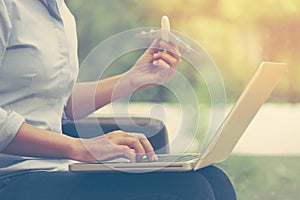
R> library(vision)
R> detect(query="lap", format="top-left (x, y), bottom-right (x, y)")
top-left (0, 166), bottom-right (236, 200)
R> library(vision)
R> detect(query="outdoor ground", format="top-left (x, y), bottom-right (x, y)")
top-left (218, 155), bottom-right (300, 200)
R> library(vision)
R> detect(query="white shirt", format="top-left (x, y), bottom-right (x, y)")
top-left (0, 0), bottom-right (79, 175)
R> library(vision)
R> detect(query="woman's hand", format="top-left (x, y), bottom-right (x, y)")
top-left (65, 40), bottom-right (180, 120)
top-left (72, 130), bottom-right (158, 163)
top-left (124, 39), bottom-right (181, 91)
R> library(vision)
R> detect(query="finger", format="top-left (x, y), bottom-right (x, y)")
top-left (106, 131), bottom-right (141, 161)
top-left (109, 131), bottom-right (156, 161)
top-left (137, 135), bottom-right (157, 162)
top-left (153, 52), bottom-right (178, 68)
top-left (107, 130), bottom-right (127, 138)
top-left (153, 59), bottom-right (171, 70)
top-left (124, 133), bottom-right (157, 162)
top-left (160, 40), bottom-right (179, 56)
top-left (159, 41), bottom-right (181, 59)
top-left (145, 39), bottom-right (161, 54)
top-left (117, 145), bottom-right (136, 163)
top-left (114, 137), bottom-right (146, 161)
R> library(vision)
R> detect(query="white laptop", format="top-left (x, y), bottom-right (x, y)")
top-left (69, 61), bottom-right (287, 172)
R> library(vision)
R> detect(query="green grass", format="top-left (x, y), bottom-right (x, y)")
top-left (216, 155), bottom-right (300, 200)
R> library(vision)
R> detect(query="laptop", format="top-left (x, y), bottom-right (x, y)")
top-left (69, 61), bottom-right (287, 172)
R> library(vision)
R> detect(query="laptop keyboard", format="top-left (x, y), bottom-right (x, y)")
top-left (141, 154), bottom-right (200, 162)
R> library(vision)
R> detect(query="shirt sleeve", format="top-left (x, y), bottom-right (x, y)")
top-left (0, 1), bottom-right (26, 151)
top-left (0, 110), bottom-right (25, 151)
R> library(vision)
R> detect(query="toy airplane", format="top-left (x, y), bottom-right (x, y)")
top-left (136, 16), bottom-right (192, 52)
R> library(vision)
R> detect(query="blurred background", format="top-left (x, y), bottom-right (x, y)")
top-left (66, 0), bottom-right (300, 102)
top-left (65, 0), bottom-right (300, 199)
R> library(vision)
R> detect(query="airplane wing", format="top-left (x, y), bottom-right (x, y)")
top-left (136, 16), bottom-right (192, 52)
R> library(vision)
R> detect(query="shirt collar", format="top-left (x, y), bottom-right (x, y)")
top-left (39, 0), bottom-right (64, 20)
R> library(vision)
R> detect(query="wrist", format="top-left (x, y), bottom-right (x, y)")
top-left (122, 70), bottom-right (150, 93)
top-left (67, 138), bottom-right (95, 162)
top-left (118, 72), bottom-right (137, 93)
top-left (65, 137), bottom-right (82, 161)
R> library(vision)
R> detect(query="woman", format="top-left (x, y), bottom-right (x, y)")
top-left (0, 0), bottom-right (236, 199)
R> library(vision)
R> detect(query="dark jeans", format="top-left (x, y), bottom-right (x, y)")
top-left (0, 166), bottom-right (236, 200)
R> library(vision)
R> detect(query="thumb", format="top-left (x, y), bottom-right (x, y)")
top-left (144, 39), bottom-right (161, 54)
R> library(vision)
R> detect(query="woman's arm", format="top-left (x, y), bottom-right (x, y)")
top-left (65, 74), bottom-right (132, 120)
top-left (2, 123), bottom-right (77, 159)
top-left (2, 122), bottom-right (157, 162)
top-left (65, 40), bottom-right (180, 120)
